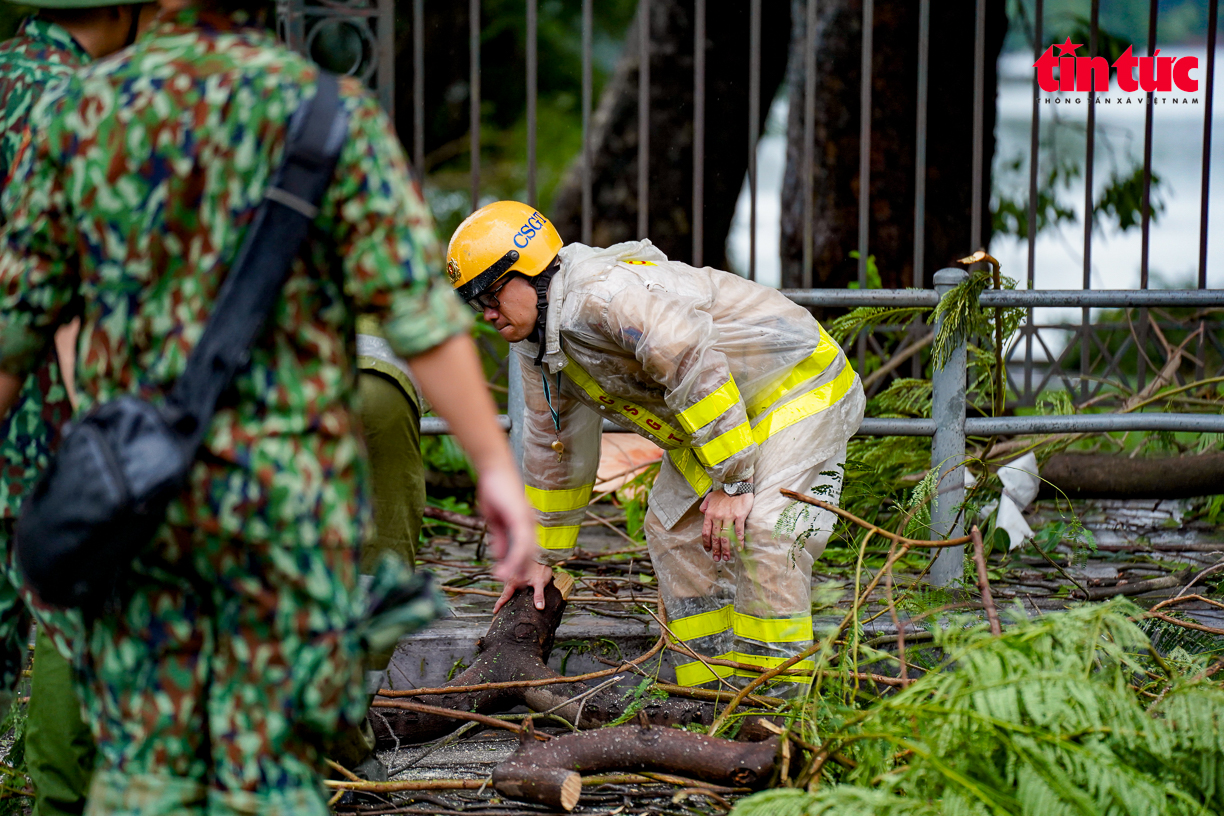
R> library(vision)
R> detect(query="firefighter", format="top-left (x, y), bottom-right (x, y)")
top-left (447, 201), bottom-right (865, 694)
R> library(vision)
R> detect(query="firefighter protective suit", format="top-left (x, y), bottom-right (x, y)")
top-left (517, 240), bottom-right (865, 692)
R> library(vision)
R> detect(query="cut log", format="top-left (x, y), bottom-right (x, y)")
top-left (370, 580), bottom-right (715, 746)
top-left (1037, 452), bottom-right (1224, 501)
top-left (492, 725), bottom-right (779, 811)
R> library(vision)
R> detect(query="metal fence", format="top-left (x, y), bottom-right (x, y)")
top-left (280, 0), bottom-right (1224, 583)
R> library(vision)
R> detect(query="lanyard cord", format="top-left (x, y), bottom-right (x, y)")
top-left (539, 370), bottom-right (563, 435)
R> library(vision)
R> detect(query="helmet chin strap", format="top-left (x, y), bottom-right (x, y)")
top-left (529, 260), bottom-right (560, 366)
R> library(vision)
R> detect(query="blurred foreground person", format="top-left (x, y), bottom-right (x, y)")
top-left (448, 202), bottom-right (864, 697)
top-left (0, 0), bottom-right (539, 813)
top-left (0, 1), bottom-right (156, 814)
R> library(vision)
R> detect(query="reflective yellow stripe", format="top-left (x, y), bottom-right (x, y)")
top-left (677, 378), bottom-right (742, 434)
top-left (732, 613), bottom-right (813, 644)
top-left (668, 448), bottom-right (713, 496)
top-left (674, 659), bottom-right (734, 686)
top-left (693, 421), bottom-right (754, 467)
top-left (563, 356), bottom-right (690, 448)
top-left (751, 365), bottom-right (857, 444)
top-left (537, 524), bottom-right (579, 550)
top-left (669, 606), bottom-right (732, 641)
top-left (731, 652), bottom-right (816, 678)
top-left (746, 329), bottom-right (843, 418)
top-left (525, 484), bottom-right (593, 513)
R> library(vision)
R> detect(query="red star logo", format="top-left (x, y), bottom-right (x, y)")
top-left (1055, 36), bottom-right (1082, 56)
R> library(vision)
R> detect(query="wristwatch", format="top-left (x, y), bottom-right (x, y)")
top-left (722, 480), bottom-right (755, 496)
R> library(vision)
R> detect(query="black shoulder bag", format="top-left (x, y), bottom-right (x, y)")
top-left (16, 72), bottom-right (348, 612)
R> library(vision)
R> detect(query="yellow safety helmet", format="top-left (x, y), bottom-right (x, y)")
top-left (446, 201), bottom-right (563, 305)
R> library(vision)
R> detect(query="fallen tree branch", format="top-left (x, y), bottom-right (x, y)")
top-left (1038, 452), bottom-right (1224, 501)
top-left (1150, 594), bottom-right (1224, 614)
top-left (1146, 611), bottom-right (1224, 637)
top-left (779, 490), bottom-right (973, 548)
top-left (971, 526), bottom-right (1002, 636)
top-left (1084, 570), bottom-right (1194, 601)
top-left (491, 723), bottom-right (778, 811)
top-left (422, 505), bottom-right (486, 531)
top-left (369, 700), bottom-right (542, 738)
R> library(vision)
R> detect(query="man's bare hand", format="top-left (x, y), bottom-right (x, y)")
top-left (492, 560), bottom-right (553, 614)
top-left (700, 489), bottom-right (754, 563)
top-left (475, 463), bottom-right (540, 587)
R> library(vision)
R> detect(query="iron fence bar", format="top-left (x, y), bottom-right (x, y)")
top-left (778, 289), bottom-right (1224, 308)
top-left (469, 0), bottom-right (480, 212)
top-left (780, 289), bottom-right (939, 307)
top-left (427, 412), bottom-right (1224, 437)
top-left (970, 0), bottom-right (985, 249)
top-left (1197, 0), bottom-right (1218, 381)
top-left (412, 0), bottom-right (424, 173)
top-left (856, 0), bottom-right (872, 291)
top-left (1200, 0), bottom-right (1218, 292)
top-left (638, 0), bottom-right (650, 239)
top-left (526, 0), bottom-right (537, 206)
top-left (1025, 0), bottom-right (1043, 404)
top-left (748, 0), bottom-right (761, 281)
top-left (977, 289), bottom-right (1224, 307)
top-left (930, 268), bottom-right (968, 586)
top-left (857, 0), bottom-right (873, 374)
top-left (913, 0), bottom-right (929, 291)
top-left (1081, 0), bottom-right (1100, 401)
top-left (802, 0), bottom-right (816, 289)
top-left (693, 0), bottom-right (705, 266)
top-left (1140, 0), bottom-right (1158, 290)
top-left (1138, 0), bottom-right (1157, 392)
top-left (581, 0), bottom-right (592, 245)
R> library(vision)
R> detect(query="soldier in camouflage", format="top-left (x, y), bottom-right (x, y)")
top-left (0, 1), bottom-right (157, 814)
top-left (0, 0), bottom-right (541, 811)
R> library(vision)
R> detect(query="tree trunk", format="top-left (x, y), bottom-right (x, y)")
top-left (549, 0), bottom-right (792, 268)
top-left (779, 0), bottom-right (1009, 289)
top-left (369, 583), bottom-right (714, 746)
top-left (493, 726), bottom-right (778, 811)
top-left (1037, 452), bottom-right (1224, 501)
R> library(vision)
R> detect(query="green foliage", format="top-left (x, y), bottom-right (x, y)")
top-left (827, 306), bottom-right (928, 347)
top-left (928, 268), bottom-right (1023, 372)
top-left (619, 462), bottom-right (660, 544)
top-left (846, 252), bottom-right (883, 290)
top-left (1095, 166), bottom-right (1164, 232)
top-left (420, 433), bottom-right (475, 481)
top-left (733, 600), bottom-right (1224, 816)
top-left (0, 688), bottom-right (30, 813)
top-left (993, 152), bottom-right (1079, 240)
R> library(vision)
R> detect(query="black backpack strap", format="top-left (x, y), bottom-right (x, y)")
top-left (170, 72), bottom-right (347, 437)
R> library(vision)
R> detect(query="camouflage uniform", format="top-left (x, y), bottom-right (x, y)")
top-left (0, 14), bottom-right (86, 698)
top-left (0, 7), bottom-right (469, 814)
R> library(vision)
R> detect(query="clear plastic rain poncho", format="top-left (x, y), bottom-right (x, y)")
top-left (516, 240), bottom-right (864, 692)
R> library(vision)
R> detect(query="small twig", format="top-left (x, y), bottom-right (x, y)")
top-left (368, 700), bottom-right (546, 739)
top-left (652, 682), bottom-right (783, 708)
top-left (585, 511), bottom-right (642, 547)
top-left (780, 490), bottom-right (972, 548)
top-left (884, 570), bottom-right (909, 682)
top-left (1032, 543), bottom-right (1090, 600)
top-left (1150, 594), bottom-right (1224, 613)
top-left (325, 758), bottom-right (363, 783)
top-left (324, 778), bottom-right (487, 792)
top-left (388, 720), bottom-right (481, 775)
top-left (1175, 559), bottom-right (1224, 598)
top-left (422, 505), bottom-right (487, 531)
top-left (970, 526), bottom-right (1002, 637)
top-left (1147, 611), bottom-right (1224, 637)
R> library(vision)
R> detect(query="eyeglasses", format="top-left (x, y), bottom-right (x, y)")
top-left (467, 275), bottom-right (515, 313)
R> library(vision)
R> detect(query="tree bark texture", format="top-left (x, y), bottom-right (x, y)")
top-left (779, 0), bottom-right (1008, 289)
top-left (369, 584), bottom-right (714, 746)
top-left (1037, 453), bottom-right (1224, 501)
top-left (492, 725), bottom-right (778, 811)
top-left (549, 0), bottom-right (792, 267)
